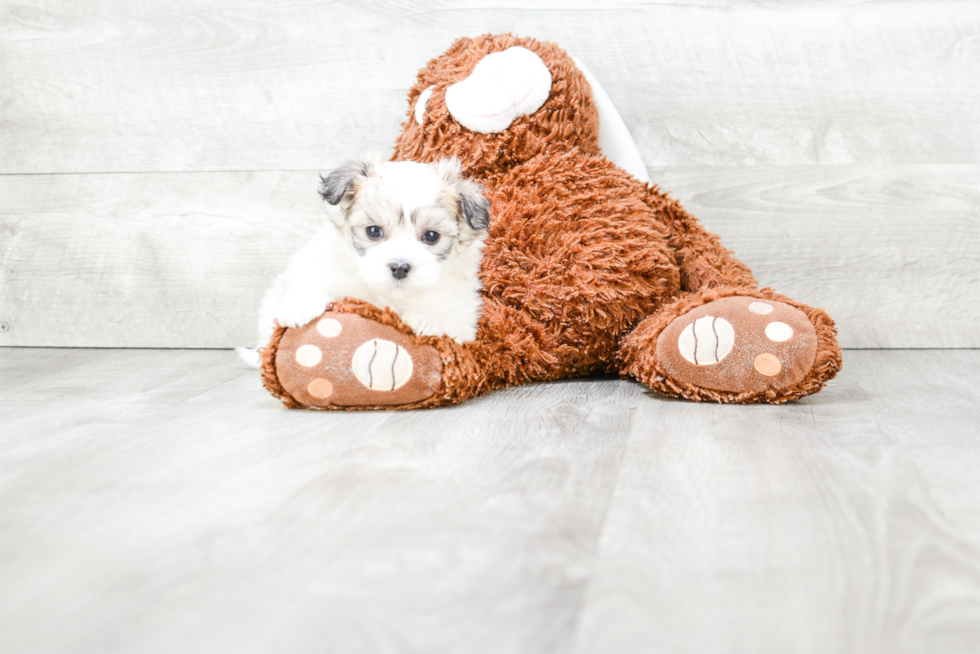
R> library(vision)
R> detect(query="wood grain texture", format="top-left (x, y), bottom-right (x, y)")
top-left (571, 350), bottom-right (980, 654)
top-left (0, 171), bottom-right (324, 348)
top-left (652, 164), bottom-right (980, 349)
top-left (2, 165), bottom-right (978, 348)
top-left (3, 0), bottom-right (978, 349)
top-left (1, 348), bottom-right (979, 653)
top-left (1, 0), bottom-right (978, 173)
top-left (0, 347), bottom-right (635, 654)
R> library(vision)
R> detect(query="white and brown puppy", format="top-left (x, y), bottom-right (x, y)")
top-left (239, 156), bottom-right (490, 366)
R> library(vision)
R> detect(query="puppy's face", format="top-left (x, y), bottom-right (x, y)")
top-left (319, 157), bottom-right (490, 293)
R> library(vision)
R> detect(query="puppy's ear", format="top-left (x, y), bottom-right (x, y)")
top-left (437, 157), bottom-right (490, 232)
top-left (457, 181), bottom-right (490, 231)
top-left (319, 157), bottom-right (377, 206)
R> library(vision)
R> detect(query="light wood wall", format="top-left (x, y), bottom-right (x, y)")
top-left (2, 0), bottom-right (978, 348)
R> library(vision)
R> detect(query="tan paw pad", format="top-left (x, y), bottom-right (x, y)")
top-left (307, 378), bottom-right (333, 399)
top-left (753, 353), bottom-right (782, 376)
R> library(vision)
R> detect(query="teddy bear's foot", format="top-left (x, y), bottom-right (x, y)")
top-left (658, 295), bottom-right (818, 395)
top-left (264, 310), bottom-right (445, 409)
top-left (619, 288), bottom-right (842, 403)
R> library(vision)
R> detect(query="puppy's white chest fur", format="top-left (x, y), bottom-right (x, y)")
top-left (253, 157), bottom-right (489, 350)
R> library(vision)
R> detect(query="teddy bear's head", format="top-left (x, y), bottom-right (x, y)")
top-left (392, 34), bottom-right (600, 178)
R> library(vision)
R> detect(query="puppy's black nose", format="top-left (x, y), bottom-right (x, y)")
top-left (389, 261), bottom-right (411, 280)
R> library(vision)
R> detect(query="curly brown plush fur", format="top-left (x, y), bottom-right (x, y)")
top-left (261, 33), bottom-right (841, 408)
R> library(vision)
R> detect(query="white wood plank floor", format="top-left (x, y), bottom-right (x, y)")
top-left (1, 348), bottom-right (979, 654)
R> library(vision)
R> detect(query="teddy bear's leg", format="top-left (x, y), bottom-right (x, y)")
top-left (260, 299), bottom-right (484, 410)
top-left (642, 185), bottom-right (758, 291)
top-left (618, 287), bottom-right (842, 404)
top-left (260, 297), bottom-right (561, 410)
top-left (623, 186), bottom-right (841, 403)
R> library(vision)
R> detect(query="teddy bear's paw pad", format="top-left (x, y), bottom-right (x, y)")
top-left (275, 312), bottom-right (442, 408)
top-left (656, 296), bottom-right (818, 394)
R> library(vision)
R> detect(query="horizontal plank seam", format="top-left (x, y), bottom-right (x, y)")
top-left (3, 163), bottom-right (979, 177)
top-left (0, 169), bottom-right (335, 177)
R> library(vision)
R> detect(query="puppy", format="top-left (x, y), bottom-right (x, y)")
top-left (238, 156), bottom-right (490, 367)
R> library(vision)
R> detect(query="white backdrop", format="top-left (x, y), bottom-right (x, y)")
top-left (1, 0), bottom-right (978, 348)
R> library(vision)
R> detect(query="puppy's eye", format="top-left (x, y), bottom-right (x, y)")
top-left (366, 225), bottom-right (384, 240)
top-left (421, 230), bottom-right (440, 244)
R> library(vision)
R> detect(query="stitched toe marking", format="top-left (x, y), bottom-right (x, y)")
top-left (766, 322), bottom-right (793, 343)
top-left (352, 338), bottom-right (414, 391)
top-left (765, 321), bottom-right (794, 342)
top-left (295, 344), bottom-right (322, 367)
top-left (317, 318), bottom-right (343, 338)
top-left (677, 316), bottom-right (734, 365)
top-left (754, 353), bottom-right (782, 376)
top-left (307, 378), bottom-right (333, 398)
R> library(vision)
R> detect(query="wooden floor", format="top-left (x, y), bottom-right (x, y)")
top-left (2, 347), bottom-right (979, 654)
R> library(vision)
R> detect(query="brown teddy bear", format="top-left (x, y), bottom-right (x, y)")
top-left (260, 34), bottom-right (842, 409)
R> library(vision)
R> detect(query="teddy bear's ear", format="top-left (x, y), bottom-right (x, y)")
top-left (319, 157), bottom-right (377, 206)
top-left (437, 157), bottom-right (490, 231)
top-left (444, 46), bottom-right (552, 134)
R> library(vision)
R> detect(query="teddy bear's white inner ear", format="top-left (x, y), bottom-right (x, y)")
top-left (444, 46), bottom-right (552, 134)
top-left (414, 86), bottom-right (435, 125)
top-left (570, 55), bottom-right (651, 183)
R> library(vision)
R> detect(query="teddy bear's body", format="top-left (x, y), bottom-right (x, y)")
top-left (261, 34), bottom-right (842, 409)
top-left (475, 149), bottom-right (679, 382)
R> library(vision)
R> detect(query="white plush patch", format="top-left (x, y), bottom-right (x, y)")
top-left (748, 302), bottom-right (774, 315)
top-left (316, 318), bottom-right (343, 338)
top-left (295, 344), bottom-right (322, 367)
top-left (678, 316), bottom-right (735, 365)
top-left (570, 55), bottom-right (651, 184)
top-left (765, 321), bottom-right (794, 342)
top-left (351, 338), bottom-right (413, 391)
top-left (445, 46), bottom-right (552, 134)
top-left (414, 86), bottom-right (434, 125)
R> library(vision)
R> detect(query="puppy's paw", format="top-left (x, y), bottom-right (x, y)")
top-left (397, 312), bottom-right (440, 337)
top-left (401, 311), bottom-right (478, 344)
top-left (275, 289), bottom-right (332, 329)
top-left (235, 347), bottom-right (261, 369)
